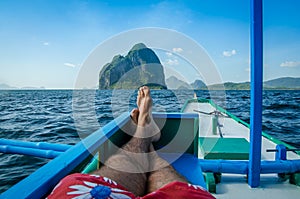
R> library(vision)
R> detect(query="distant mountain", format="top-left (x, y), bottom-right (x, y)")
top-left (0, 83), bottom-right (11, 89)
top-left (0, 83), bottom-right (17, 90)
top-left (190, 80), bottom-right (207, 90)
top-left (208, 77), bottom-right (300, 90)
top-left (97, 43), bottom-right (299, 90)
top-left (166, 76), bottom-right (190, 89)
top-left (165, 76), bottom-right (300, 90)
top-left (98, 43), bottom-right (167, 89)
top-left (208, 82), bottom-right (250, 90)
top-left (207, 78), bottom-right (300, 90)
top-left (0, 84), bottom-right (47, 90)
top-left (20, 86), bottom-right (46, 90)
top-left (166, 76), bottom-right (208, 90)
top-left (264, 77), bottom-right (300, 89)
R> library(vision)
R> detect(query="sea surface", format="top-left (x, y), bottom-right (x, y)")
top-left (0, 89), bottom-right (299, 193)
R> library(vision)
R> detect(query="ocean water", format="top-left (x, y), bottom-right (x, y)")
top-left (0, 89), bottom-right (299, 193)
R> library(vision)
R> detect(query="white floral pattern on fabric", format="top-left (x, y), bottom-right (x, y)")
top-left (188, 183), bottom-right (206, 191)
top-left (103, 177), bottom-right (118, 186)
top-left (90, 174), bottom-right (101, 178)
top-left (67, 180), bottom-right (131, 199)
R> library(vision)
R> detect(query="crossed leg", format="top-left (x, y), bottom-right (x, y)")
top-left (147, 144), bottom-right (187, 193)
top-left (92, 86), bottom-right (187, 196)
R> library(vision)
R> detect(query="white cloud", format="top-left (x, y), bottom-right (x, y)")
top-left (64, 62), bottom-right (76, 67)
top-left (166, 52), bottom-right (173, 57)
top-left (164, 59), bottom-right (179, 66)
top-left (223, 49), bottom-right (237, 57)
top-left (280, 61), bottom-right (300, 67)
top-left (43, 42), bottom-right (50, 46)
top-left (172, 47), bottom-right (183, 53)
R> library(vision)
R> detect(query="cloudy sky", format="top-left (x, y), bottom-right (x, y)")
top-left (0, 0), bottom-right (299, 89)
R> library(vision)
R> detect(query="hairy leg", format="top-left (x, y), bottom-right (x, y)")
top-left (93, 137), bottom-right (150, 196)
top-left (92, 86), bottom-right (158, 196)
top-left (147, 144), bottom-right (188, 193)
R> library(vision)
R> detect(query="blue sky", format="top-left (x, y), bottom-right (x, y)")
top-left (0, 0), bottom-right (299, 89)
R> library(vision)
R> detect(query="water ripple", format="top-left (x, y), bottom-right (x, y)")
top-left (0, 89), bottom-right (299, 193)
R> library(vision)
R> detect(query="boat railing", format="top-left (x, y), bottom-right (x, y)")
top-left (0, 112), bottom-right (200, 199)
top-left (1, 112), bottom-right (300, 198)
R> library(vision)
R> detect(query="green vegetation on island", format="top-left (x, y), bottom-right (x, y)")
top-left (166, 76), bottom-right (300, 90)
top-left (98, 43), bottom-right (299, 90)
top-left (98, 43), bottom-right (167, 89)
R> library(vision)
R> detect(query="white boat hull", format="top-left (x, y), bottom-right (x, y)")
top-left (183, 100), bottom-right (300, 198)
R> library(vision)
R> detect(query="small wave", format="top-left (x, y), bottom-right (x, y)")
top-left (265, 103), bottom-right (299, 110)
top-left (1, 89), bottom-right (300, 192)
top-left (56, 126), bottom-right (77, 135)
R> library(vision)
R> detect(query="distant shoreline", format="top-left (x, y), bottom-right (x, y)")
top-left (1, 77), bottom-right (299, 91)
top-left (1, 88), bottom-right (300, 91)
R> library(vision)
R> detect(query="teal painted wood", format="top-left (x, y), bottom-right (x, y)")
top-left (81, 156), bottom-right (99, 174)
top-left (199, 137), bottom-right (250, 160)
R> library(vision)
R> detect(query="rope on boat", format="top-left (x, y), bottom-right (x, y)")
top-left (193, 109), bottom-right (227, 138)
top-left (193, 109), bottom-right (229, 118)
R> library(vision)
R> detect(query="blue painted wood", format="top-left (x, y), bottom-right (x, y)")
top-left (199, 159), bottom-right (300, 174)
top-left (0, 145), bottom-right (63, 159)
top-left (0, 138), bottom-right (71, 152)
top-left (1, 112), bottom-right (130, 199)
top-left (2, 110), bottom-right (300, 198)
top-left (1, 112), bottom-right (201, 198)
top-left (158, 154), bottom-right (300, 187)
top-left (249, 0), bottom-right (263, 188)
top-left (152, 112), bottom-right (199, 119)
top-left (158, 153), bottom-right (207, 189)
top-left (276, 145), bottom-right (287, 161)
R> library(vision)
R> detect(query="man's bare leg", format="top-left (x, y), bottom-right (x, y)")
top-left (92, 86), bottom-right (158, 196)
top-left (147, 144), bottom-right (188, 193)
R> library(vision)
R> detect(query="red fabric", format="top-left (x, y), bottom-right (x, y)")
top-left (142, 181), bottom-right (215, 199)
top-left (47, 173), bottom-right (215, 199)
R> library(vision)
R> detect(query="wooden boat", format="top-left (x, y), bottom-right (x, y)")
top-left (0, 110), bottom-right (202, 198)
top-left (1, 1), bottom-right (300, 198)
top-left (1, 97), bottom-right (300, 198)
top-left (181, 98), bottom-right (300, 198)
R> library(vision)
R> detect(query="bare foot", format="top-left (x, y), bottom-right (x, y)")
top-left (130, 108), bottom-right (139, 125)
top-left (136, 86), bottom-right (161, 142)
top-left (137, 87), bottom-right (142, 108)
top-left (137, 86), bottom-right (152, 126)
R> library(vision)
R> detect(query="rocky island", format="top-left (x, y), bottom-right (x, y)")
top-left (97, 43), bottom-right (299, 90)
top-left (98, 43), bottom-right (167, 89)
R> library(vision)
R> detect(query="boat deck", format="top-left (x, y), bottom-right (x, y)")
top-left (184, 101), bottom-right (300, 198)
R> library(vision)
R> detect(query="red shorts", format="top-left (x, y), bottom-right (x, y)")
top-left (47, 173), bottom-right (215, 199)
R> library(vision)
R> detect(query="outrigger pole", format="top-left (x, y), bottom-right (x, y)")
top-left (249, 0), bottom-right (263, 187)
top-left (0, 138), bottom-right (71, 159)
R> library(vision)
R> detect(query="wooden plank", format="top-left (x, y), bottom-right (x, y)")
top-left (199, 137), bottom-right (249, 160)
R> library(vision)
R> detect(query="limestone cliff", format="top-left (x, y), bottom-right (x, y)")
top-left (99, 43), bottom-right (167, 89)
